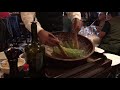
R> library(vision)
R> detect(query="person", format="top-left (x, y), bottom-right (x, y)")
top-left (0, 12), bottom-right (11, 51)
top-left (91, 12), bottom-right (111, 41)
top-left (87, 12), bottom-right (98, 26)
top-left (99, 12), bottom-right (120, 55)
top-left (20, 12), bottom-right (82, 46)
top-left (106, 12), bottom-right (112, 21)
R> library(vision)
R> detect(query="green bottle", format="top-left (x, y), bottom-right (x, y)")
top-left (25, 21), bottom-right (45, 78)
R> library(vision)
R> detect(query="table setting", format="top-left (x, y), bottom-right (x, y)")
top-left (0, 30), bottom-right (119, 78)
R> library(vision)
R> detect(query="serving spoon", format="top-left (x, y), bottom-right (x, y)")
top-left (72, 30), bottom-right (79, 49)
top-left (48, 34), bottom-right (68, 57)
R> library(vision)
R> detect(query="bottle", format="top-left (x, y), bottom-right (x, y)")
top-left (23, 64), bottom-right (30, 78)
top-left (24, 20), bottom-right (45, 78)
top-left (4, 46), bottom-right (20, 78)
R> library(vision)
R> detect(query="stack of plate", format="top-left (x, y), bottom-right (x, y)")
top-left (104, 53), bottom-right (120, 66)
top-left (95, 47), bottom-right (120, 66)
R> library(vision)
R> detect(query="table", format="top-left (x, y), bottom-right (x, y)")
top-left (0, 51), bottom-right (112, 78)
top-left (45, 52), bottom-right (112, 78)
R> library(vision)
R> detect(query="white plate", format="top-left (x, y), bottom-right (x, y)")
top-left (104, 53), bottom-right (120, 66)
top-left (95, 47), bottom-right (105, 53)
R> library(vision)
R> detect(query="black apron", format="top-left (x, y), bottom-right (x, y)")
top-left (36, 12), bottom-right (63, 32)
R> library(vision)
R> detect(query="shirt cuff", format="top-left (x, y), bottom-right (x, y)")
top-left (37, 25), bottom-right (44, 33)
top-left (71, 15), bottom-right (81, 22)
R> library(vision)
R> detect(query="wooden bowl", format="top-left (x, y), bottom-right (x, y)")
top-left (45, 32), bottom-right (95, 68)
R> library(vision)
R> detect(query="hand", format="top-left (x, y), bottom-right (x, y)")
top-left (38, 30), bottom-right (60, 46)
top-left (96, 26), bottom-right (102, 32)
top-left (72, 18), bottom-right (83, 33)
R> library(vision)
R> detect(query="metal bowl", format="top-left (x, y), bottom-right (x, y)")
top-left (45, 32), bottom-right (95, 64)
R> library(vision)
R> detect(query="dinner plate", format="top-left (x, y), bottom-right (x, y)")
top-left (95, 47), bottom-right (105, 53)
top-left (104, 53), bottom-right (120, 66)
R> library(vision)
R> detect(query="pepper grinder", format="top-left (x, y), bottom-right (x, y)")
top-left (4, 46), bottom-right (20, 78)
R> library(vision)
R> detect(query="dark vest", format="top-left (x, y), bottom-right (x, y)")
top-left (36, 12), bottom-right (63, 32)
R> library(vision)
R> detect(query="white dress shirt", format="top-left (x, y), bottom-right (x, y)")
top-left (20, 12), bottom-right (81, 33)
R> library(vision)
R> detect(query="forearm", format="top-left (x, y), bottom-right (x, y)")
top-left (98, 31), bottom-right (106, 40)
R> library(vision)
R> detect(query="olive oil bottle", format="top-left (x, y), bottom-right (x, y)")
top-left (25, 20), bottom-right (45, 78)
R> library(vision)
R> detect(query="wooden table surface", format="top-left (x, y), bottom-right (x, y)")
top-left (0, 51), bottom-right (112, 78)
top-left (44, 52), bottom-right (112, 78)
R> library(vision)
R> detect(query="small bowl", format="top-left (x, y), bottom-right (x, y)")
top-left (0, 58), bottom-right (26, 74)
